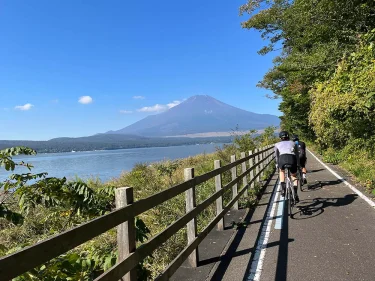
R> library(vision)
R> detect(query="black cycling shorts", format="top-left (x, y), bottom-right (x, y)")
top-left (299, 156), bottom-right (307, 168)
top-left (278, 154), bottom-right (297, 174)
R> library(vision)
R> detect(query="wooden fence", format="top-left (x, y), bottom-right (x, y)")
top-left (0, 145), bottom-right (275, 281)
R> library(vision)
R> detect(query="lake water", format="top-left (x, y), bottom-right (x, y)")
top-left (0, 144), bottom-right (222, 182)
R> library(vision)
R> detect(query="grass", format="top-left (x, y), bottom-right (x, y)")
top-left (105, 144), bottom-right (275, 278)
top-left (308, 142), bottom-right (375, 197)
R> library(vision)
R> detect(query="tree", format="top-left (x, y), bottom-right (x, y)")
top-left (310, 29), bottom-right (375, 149)
top-left (240, 0), bottom-right (375, 140)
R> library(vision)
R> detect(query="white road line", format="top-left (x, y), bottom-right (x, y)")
top-left (247, 180), bottom-right (279, 281)
top-left (308, 149), bottom-right (375, 208)
top-left (274, 185), bottom-right (284, 229)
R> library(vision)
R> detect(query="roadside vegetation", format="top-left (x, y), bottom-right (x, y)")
top-left (0, 127), bottom-right (277, 280)
top-left (241, 0), bottom-right (375, 195)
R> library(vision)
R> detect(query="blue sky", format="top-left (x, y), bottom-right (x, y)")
top-left (0, 0), bottom-right (280, 140)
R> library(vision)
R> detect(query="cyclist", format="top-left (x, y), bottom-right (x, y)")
top-left (275, 131), bottom-right (299, 202)
top-left (292, 134), bottom-right (307, 184)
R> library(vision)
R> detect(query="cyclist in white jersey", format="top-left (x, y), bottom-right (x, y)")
top-left (274, 131), bottom-right (300, 202)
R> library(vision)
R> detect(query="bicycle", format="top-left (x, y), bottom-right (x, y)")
top-left (284, 165), bottom-right (296, 217)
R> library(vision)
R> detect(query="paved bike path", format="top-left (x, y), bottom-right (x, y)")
top-left (255, 150), bottom-right (375, 281)
top-left (172, 150), bottom-right (375, 281)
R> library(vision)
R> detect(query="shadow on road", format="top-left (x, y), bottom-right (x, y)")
top-left (293, 194), bottom-right (358, 220)
top-left (204, 183), bottom-right (358, 280)
top-left (274, 194), bottom-right (358, 279)
top-left (205, 176), bottom-right (276, 281)
top-left (308, 168), bottom-right (325, 173)
top-left (303, 179), bottom-right (343, 192)
top-left (274, 196), bottom-right (290, 281)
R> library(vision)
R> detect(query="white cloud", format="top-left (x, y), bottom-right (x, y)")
top-left (167, 100), bottom-right (181, 109)
top-left (51, 99), bottom-right (59, 103)
top-left (15, 103), bottom-right (33, 111)
top-left (137, 100), bottom-right (182, 113)
top-left (133, 96), bottom-right (145, 100)
top-left (120, 110), bottom-right (133, 114)
top-left (138, 104), bottom-right (167, 112)
top-left (78, 96), bottom-right (93, 104)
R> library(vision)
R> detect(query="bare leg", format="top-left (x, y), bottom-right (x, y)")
top-left (291, 173), bottom-right (300, 201)
top-left (302, 167), bottom-right (307, 183)
top-left (279, 169), bottom-right (286, 196)
top-left (291, 173), bottom-right (298, 186)
top-left (279, 169), bottom-right (285, 182)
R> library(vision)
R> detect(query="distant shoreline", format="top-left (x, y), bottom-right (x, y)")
top-left (165, 129), bottom-right (265, 138)
top-left (2, 140), bottom-right (233, 155)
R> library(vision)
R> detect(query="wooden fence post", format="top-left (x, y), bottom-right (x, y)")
top-left (260, 147), bottom-right (264, 178)
top-left (214, 160), bottom-right (224, 231)
top-left (249, 150), bottom-right (255, 190)
top-left (184, 168), bottom-right (199, 267)
top-left (269, 145), bottom-right (272, 164)
top-left (115, 187), bottom-right (137, 281)
top-left (241, 152), bottom-right (248, 198)
top-left (231, 155), bottom-right (239, 210)
top-left (255, 148), bottom-right (260, 183)
top-left (269, 145), bottom-right (273, 165)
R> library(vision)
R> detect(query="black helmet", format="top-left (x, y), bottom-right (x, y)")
top-left (279, 131), bottom-right (289, 140)
top-left (292, 134), bottom-right (299, 141)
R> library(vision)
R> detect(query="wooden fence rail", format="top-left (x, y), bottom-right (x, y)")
top-left (0, 145), bottom-right (275, 281)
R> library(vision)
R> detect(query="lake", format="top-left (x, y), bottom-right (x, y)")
top-left (0, 144), bottom-right (223, 182)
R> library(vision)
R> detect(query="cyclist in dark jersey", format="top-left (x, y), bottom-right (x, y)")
top-left (274, 131), bottom-right (300, 202)
top-left (292, 135), bottom-right (307, 184)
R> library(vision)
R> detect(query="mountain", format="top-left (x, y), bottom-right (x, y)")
top-left (0, 96), bottom-right (278, 153)
top-left (109, 95), bottom-right (280, 136)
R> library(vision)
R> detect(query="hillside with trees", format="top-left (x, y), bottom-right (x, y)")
top-left (241, 0), bottom-right (375, 194)
top-left (0, 135), bottom-right (233, 153)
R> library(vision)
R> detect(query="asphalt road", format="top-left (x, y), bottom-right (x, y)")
top-left (171, 150), bottom-right (375, 281)
top-left (251, 150), bottom-right (375, 281)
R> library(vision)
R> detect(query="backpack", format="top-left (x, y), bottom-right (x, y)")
top-left (295, 141), bottom-right (306, 158)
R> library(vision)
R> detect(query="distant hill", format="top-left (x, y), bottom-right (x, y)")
top-left (108, 95), bottom-right (280, 136)
top-left (0, 134), bottom-right (233, 153)
top-left (48, 134), bottom-right (147, 143)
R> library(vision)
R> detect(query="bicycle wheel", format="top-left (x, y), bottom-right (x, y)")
top-left (286, 170), bottom-right (294, 217)
top-left (288, 185), bottom-right (292, 217)
top-left (298, 169), bottom-right (303, 191)
top-left (289, 184), bottom-right (295, 218)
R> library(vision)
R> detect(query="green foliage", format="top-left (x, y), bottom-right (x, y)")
top-left (255, 126), bottom-right (279, 147)
top-left (309, 141), bottom-right (375, 196)
top-left (242, 0), bottom-right (375, 198)
top-left (0, 147), bottom-right (151, 280)
top-left (231, 126), bottom-right (278, 153)
top-left (155, 160), bottom-right (180, 186)
top-left (0, 146), bottom-right (36, 171)
top-left (233, 129), bottom-right (257, 153)
top-left (310, 29), bottom-right (375, 148)
top-left (322, 148), bottom-right (342, 165)
top-left (241, 0), bottom-right (375, 139)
